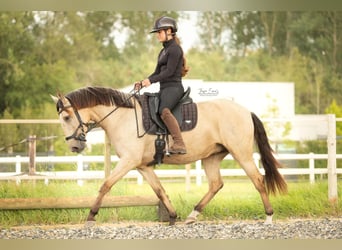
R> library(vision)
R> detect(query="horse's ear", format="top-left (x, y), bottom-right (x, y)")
top-left (57, 92), bottom-right (64, 98)
top-left (50, 92), bottom-right (66, 104)
top-left (50, 94), bottom-right (59, 104)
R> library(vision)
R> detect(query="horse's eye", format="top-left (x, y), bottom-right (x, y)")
top-left (63, 115), bottom-right (71, 122)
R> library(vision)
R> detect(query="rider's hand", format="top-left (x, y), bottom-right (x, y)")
top-left (134, 81), bottom-right (142, 90)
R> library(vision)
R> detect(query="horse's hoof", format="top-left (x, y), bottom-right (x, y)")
top-left (264, 214), bottom-right (273, 225)
top-left (168, 218), bottom-right (177, 226)
top-left (84, 220), bottom-right (96, 228)
top-left (184, 216), bottom-right (196, 225)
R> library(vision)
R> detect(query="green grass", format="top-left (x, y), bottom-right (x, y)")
top-left (0, 179), bottom-right (341, 227)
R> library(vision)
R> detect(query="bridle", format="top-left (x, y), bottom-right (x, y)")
top-left (58, 87), bottom-right (144, 142)
top-left (58, 96), bottom-right (98, 142)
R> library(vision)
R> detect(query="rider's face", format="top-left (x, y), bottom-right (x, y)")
top-left (156, 28), bottom-right (172, 42)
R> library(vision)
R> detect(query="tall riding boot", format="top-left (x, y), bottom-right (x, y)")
top-left (161, 108), bottom-right (187, 154)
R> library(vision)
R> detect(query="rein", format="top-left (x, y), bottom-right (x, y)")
top-left (61, 87), bottom-right (146, 142)
top-left (132, 93), bottom-right (148, 138)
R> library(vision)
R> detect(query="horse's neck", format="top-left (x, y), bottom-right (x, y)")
top-left (91, 105), bottom-right (144, 157)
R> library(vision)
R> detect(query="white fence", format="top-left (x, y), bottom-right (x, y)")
top-left (0, 115), bottom-right (340, 200)
top-left (0, 153), bottom-right (341, 187)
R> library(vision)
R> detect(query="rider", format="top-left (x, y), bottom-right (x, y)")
top-left (135, 16), bottom-right (189, 154)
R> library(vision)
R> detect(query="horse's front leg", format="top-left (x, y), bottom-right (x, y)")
top-left (85, 160), bottom-right (134, 227)
top-left (137, 167), bottom-right (178, 225)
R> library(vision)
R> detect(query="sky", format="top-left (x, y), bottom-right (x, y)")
top-left (177, 11), bottom-right (200, 52)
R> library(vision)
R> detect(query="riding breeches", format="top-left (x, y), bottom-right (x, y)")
top-left (158, 85), bottom-right (184, 115)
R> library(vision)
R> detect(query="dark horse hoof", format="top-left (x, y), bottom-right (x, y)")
top-left (168, 215), bottom-right (177, 226)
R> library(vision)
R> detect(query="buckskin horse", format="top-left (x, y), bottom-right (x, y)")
top-left (51, 86), bottom-right (287, 226)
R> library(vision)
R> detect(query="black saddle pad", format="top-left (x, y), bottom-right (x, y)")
top-left (139, 94), bottom-right (198, 135)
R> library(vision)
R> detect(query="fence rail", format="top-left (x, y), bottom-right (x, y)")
top-left (0, 195), bottom-right (160, 210)
top-left (1, 153), bottom-right (341, 186)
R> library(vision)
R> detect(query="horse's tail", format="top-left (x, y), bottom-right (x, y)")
top-left (251, 112), bottom-right (288, 195)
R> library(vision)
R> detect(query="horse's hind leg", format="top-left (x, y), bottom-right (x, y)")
top-left (185, 153), bottom-right (225, 224)
top-left (137, 166), bottom-right (178, 225)
top-left (239, 159), bottom-right (274, 224)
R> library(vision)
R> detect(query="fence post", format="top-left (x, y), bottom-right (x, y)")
top-left (327, 114), bottom-right (337, 203)
top-left (309, 152), bottom-right (315, 184)
top-left (15, 155), bottom-right (21, 174)
top-left (15, 155), bottom-right (21, 185)
top-left (137, 175), bottom-right (143, 185)
top-left (28, 135), bottom-right (36, 176)
top-left (77, 154), bottom-right (84, 186)
top-left (185, 164), bottom-right (191, 192)
top-left (253, 153), bottom-right (260, 169)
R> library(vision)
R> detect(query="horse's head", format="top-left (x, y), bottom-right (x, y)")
top-left (51, 93), bottom-right (88, 153)
top-left (51, 87), bottom-right (135, 153)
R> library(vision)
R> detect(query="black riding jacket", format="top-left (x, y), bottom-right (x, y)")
top-left (148, 39), bottom-right (183, 90)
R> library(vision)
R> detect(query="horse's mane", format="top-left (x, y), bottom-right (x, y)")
top-left (64, 87), bottom-right (135, 109)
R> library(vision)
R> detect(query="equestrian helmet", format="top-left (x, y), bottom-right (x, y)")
top-left (150, 16), bottom-right (178, 33)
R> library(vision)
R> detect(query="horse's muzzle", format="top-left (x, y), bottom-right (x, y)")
top-left (67, 136), bottom-right (86, 153)
top-left (70, 141), bottom-right (86, 153)
top-left (71, 146), bottom-right (83, 153)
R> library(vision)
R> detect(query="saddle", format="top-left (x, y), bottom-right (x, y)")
top-left (140, 87), bottom-right (198, 135)
top-left (138, 87), bottom-right (198, 166)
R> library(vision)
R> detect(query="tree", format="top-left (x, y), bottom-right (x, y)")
top-left (2, 11), bottom-right (342, 119)
top-left (0, 12), bottom-right (36, 116)
top-left (325, 100), bottom-right (342, 136)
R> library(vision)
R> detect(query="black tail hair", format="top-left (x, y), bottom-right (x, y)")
top-left (251, 112), bottom-right (288, 195)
